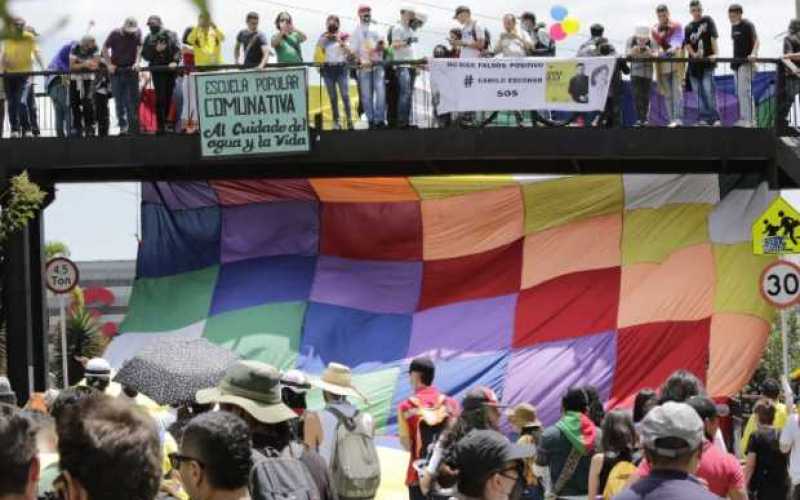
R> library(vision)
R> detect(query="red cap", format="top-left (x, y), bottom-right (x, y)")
top-left (358, 5), bottom-right (371, 14)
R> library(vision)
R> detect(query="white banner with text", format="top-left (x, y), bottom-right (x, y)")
top-left (430, 57), bottom-right (617, 114)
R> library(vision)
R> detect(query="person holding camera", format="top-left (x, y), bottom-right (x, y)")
top-left (391, 6), bottom-right (418, 128)
top-left (627, 25), bottom-right (656, 126)
top-left (272, 12), bottom-right (306, 64)
top-left (317, 15), bottom-right (354, 130)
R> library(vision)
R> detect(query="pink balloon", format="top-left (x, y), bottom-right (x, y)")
top-left (549, 23), bottom-right (567, 41)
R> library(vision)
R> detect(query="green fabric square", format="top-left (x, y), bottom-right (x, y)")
top-left (203, 302), bottom-right (307, 371)
top-left (120, 266), bottom-right (218, 333)
top-left (622, 204), bottom-right (713, 265)
top-left (713, 243), bottom-right (777, 323)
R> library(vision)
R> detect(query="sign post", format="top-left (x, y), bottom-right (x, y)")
top-left (195, 68), bottom-right (309, 158)
top-left (760, 260), bottom-right (800, 378)
top-left (45, 258), bottom-right (79, 388)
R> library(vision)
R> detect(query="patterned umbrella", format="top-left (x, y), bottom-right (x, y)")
top-left (113, 338), bottom-right (239, 406)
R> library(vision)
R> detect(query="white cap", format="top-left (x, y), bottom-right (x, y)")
top-left (86, 358), bottom-right (111, 379)
top-left (282, 369), bottom-right (309, 394)
top-left (400, 4), bottom-right (416, 14)
top-left (635, 25), bottom-right (650, 38)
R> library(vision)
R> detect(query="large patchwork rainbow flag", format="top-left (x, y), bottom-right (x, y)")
top-left (106, 174), bottom-right (777, 430)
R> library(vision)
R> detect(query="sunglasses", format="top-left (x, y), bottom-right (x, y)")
top-left (168, 453), bottom-right (205, 470)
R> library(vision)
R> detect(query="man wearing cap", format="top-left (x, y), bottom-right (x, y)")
top-left (0, 377), bottom-right (17, 407)
top-left (536, 388), bottom-right (600, 498)
top-left (616, 402), bottom-right (718, 499)
top-left (102, 17), bottom-right (143, 135)
top-left (398, 357), bottom-right (459, 500)
top-left (84, 358), bottom-right (112, 393)
top-left (349, 5), bottom-right (387, 129)
top-left (142, 15), bottom-right (180, 135)
top-left (304, 362), bottom-right (375, 467)
top-left (196, 360), bottom-right (336, 500)
top-left (626, 25), bottom-right (656, 126)
top-left (390, 6), bottom-right (418, 128)
top-left (450, 429), bottom-right (534, 500)
top-left (637, 396), bottom-right (747, 499)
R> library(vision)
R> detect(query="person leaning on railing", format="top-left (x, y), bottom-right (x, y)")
top-left (69, 36), bottom-right (101, 138)
top-left (44, 40), bottom-right (75, 138)
top-left (102, 17), bottom-right (143, 136)
top-left (142, 16), bottom-right (181, 135)
top-left (781, 19), bottom-right (800, 130)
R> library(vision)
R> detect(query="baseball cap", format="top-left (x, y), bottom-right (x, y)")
top-left (462, 386), bottom-right (503, 412)
top-left (196, 361), bottom-right (297, 424)
top-left (640, 402), bottom-right (704, 458)
top-left (281, 369), bottom-right (310, 395)
top-left (358, 5), bottom-right (371, 14)
top-left (454, 6), bottom-right (470, 18)
top-left (0, 377), bottom-right (16, 406)
top-left (123, 17), bottom-right (139, 33)
top-left (85, 358), bottom-right (111, 379)
top-left (453, 430), bottom-right (535, 480)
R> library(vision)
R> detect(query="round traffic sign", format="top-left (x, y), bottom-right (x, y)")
top-left (45, 257), bottom-right (79, 294)
top-left (760, 260), bottom-right (800, 309)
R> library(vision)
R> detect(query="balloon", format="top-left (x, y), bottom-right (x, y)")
top-left (562, 17), bottom-right (580, 35)
top-left (550, 5), bottom-right (568, 22)
top-left (549, 23), bottom-right (567, 41)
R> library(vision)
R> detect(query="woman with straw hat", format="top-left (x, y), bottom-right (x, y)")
top-left (506, 403), bottom-right (544, 500)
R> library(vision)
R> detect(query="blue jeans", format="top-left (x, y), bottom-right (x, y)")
top-left (357, 65), bottom-right (386, 125)
top-left (396, 67), bottom-right (413, 127)
top-left (4, 76), bottom-right (31, 132)
top-left (111, 72), bottom-right (140, 133)
top-left (48, 80), bottom-right (71, 138)
top-left (690, 69), bottom-right (719, 124)
top-left (322, 65), bottom-right (352, 125)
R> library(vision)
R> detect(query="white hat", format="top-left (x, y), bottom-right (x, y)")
top-left (635, 25), bottom-right (650, 38)
top-left (310, 363), bottom-right (367, 401)
top-left (86, 358), bottom-right (111, 379)
top-left (400, 4), bottom-right (416, 14)
top-left (282, 369), bottom-right (309, 394)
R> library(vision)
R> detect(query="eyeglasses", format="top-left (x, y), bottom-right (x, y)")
top-left (168, 453), bottom-right (205, 470)
top-left (497, 466), bottom-right (521, 482)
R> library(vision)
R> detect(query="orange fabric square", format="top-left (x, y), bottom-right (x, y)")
top-left (617, 244), bottom-right (715, 328)
top-left (422, 186), bottom-right (524, 260)
top-left (522, 214), bottom-right (622, 289)
top-left (706, 313), bottom-right (770, 397)
top-left (310, 178), bottom-right (419, 202)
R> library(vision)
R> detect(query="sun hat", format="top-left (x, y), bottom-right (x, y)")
top-left (309, 362), bottom-right (367, 401)
top-left (196, 361), bottom-right (297, 424)
top-left (505, 403), bottom-right (542, 429)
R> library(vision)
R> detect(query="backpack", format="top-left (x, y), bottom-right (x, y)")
top-left (328, 407), bottom-right (381, 499)
top-left (482, 27), bottom-right (492, 51)
top-left (602, 460), bottom-right (637, 500)
top-left (409, 395), bottom-right (452, 461)
top-left (250, 444), bottom-right (321, 500)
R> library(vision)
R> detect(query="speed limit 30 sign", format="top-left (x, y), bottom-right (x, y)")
top-left (761, 260), bottom-right (800, 309)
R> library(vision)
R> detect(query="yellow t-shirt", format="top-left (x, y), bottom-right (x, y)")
top-left (740, 401), bottom-right (788, 455)
top-left (3, 32), bottom-right (37, 72)
top-left (187, 26), bottom-right (225, 66)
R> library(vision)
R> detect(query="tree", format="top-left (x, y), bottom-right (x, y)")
top-left (749, 308), bottom-right (800, 392)
top-left (45, 240), bottom-right (70, 260)
top-left (0, 172), bottom-right (46, 375)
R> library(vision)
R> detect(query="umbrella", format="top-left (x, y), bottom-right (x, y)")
top-left (113, 338), bottom-right (239, 406)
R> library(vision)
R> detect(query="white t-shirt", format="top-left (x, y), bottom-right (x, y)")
top-left (782, 413), bottom-right (800, 484)
top-left (319, 35), bottom-right (347, 63)
top-left (495, 30), bottom-right (532, 57)
top-left (391, 23), bottom-right (415, 61)
top-left (459, 21), bottom-right (484, 59)
top-left (349, 23), bottom-right (382, 62)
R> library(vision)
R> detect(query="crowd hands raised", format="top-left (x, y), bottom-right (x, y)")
top-left (4, 355), bottom-right (800, 500)
top-left (0, 1), bottom-right (798, 136)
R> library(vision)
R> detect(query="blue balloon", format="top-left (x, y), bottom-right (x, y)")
top-left (550, 5), bottom-right (568, 21)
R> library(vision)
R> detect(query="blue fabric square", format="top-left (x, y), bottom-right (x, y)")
top-left (137, 204), bottom-right (221, 279)
top-left (297, 302), bottom-right (412, 374)
top-left (209, 255), bottom-right (316, 316)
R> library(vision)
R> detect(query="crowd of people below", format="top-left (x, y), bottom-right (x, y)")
top-left (4, 354), bottom-right (800, 500)
top-left (0, 1), bottom-right (799, 136)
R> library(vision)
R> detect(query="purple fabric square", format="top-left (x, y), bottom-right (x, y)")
top-left (221, 201), bottom-right (319, 264)
top-left (408, 294), bottom-right (517, 359)
top-left (310, 256), bottom-right (422, 314)
top-left (502, 331), bottom-right (617, 426)
top-left (141, 182), bottom-right (218, 209)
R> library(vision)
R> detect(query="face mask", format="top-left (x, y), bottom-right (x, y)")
top-left (149, 25), bottom-right (160, 35)
top-left (328, 24), bottom-right (338, 32)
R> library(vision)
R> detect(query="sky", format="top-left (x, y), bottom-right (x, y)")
top-left (33, 0), bottom-right (800, 261)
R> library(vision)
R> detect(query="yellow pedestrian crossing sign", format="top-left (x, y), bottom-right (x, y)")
top-left (753, 197), bottom-right (800, 255)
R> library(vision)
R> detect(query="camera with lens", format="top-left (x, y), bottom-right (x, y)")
top-left (598, 43), bottom-right (613, 56)
top-left (406, 37), bottom-right (419, 45)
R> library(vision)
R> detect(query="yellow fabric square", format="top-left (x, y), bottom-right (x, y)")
top-left (422, 185), bottom-right (524, 260)
top-left (410, 175), bottom-right (517, 200)
top-left (622, 204), bottom-right (712, 265)
top-left (713, 243), bottom-right (777, 323)
top-left (522, 175), bottom-right (624, 234)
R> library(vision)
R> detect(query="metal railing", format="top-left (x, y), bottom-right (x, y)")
top-left (0, 57), bottom-right (792, 138)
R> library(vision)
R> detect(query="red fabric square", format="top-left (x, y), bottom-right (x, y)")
top-left (320, 202), bottom-right (422, 261)
top-left (419, 240), bottom-right (522, 310)
top-left (211, 179), bottom-right (318, 205)
top-left (608, 318), bottom-right (711, 409)
top-left (513, 267), bottom-right (621, 347)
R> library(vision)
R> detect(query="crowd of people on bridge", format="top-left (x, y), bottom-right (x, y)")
top-left (0, 1), bottom-right (798, 136)
top-left (3, 356), bottom-right (800, 500)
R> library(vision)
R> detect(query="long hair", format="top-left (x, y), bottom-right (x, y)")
top-left (601, 410), bottom-right (636, 459)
